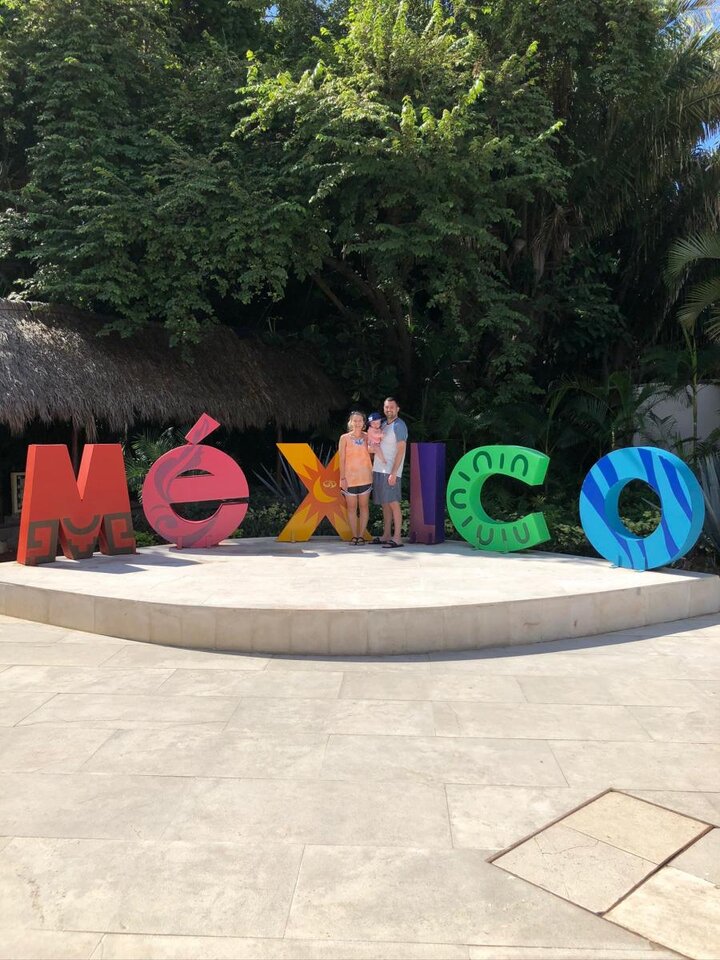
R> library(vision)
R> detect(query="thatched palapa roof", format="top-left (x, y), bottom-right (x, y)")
top-left (0, 299), bottom-right (344, 437)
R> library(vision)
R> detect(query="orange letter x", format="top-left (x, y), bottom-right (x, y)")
top-left (276, 444), bottom-right (365, 542)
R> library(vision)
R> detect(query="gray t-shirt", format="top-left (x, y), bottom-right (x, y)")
top-left (373, 417), bottom-right (408, 477)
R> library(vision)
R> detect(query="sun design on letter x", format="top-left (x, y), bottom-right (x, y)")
top-left (276, 444), bottom-right (355, 542)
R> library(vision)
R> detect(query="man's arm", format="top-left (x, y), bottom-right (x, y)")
top-left (387, 440), bottom-right (406, 486)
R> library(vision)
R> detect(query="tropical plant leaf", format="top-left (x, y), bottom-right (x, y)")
top-left (667, 232), bottom-right (720, 282)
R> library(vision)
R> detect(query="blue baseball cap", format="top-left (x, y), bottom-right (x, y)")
top-left (367, 412), bottom-right (383, 423)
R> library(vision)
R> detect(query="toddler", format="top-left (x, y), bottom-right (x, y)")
top-left (366, 412), bottom-right (385, 464)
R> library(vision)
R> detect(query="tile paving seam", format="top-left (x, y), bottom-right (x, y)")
top-left (317, 733), bottom-right (331, 770)
top-left (485, 794), bottom-right (714, 958)
top-left (542, 740), bottom-right (571, 789)
top-left (600, 923), bottom-right (692, 960)
top-left (10, 692), bottom-right (58, 725)
top-left (318, 732), bottom-right (599, 742)
top-left (75, 729), bottom-right (124, 771)
top-left (600, 821), bottom-right (716, 917)
top-left (488, 859), bottom-right (692, 959)
top-left (463, 942), bottom-right (682, 955)
top-left (219, 699), bottom-right (245, 734)
top-left (281, 843), bottom-right (306, 938)
top-left (487, 789), bottom-right (714, 868)
top-left (485, 788), bottom-right (615, 864)
top-left (1, 772), bottom-right (456, 785)
top-left (29, 928), bottom-right (475, 951)
top-left (442, 782), bottom-right (455, 849)
top-left (563, 820), bottom-right (713, 863)
top-left (150, 669), bottom-right (181, 693)
top-left (489, 860), bottom-right (611, 918)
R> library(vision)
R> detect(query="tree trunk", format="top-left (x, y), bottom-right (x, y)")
top-left (71, 424), bottom-right (83, 474)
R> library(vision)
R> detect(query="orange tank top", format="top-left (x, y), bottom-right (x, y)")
top-left (343, 433), bottom-right (372, 486)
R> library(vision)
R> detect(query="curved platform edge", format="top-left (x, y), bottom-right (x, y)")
top-left (1, 573), bottom-right (718, 655)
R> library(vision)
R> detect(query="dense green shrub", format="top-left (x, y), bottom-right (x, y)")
top-left (1, 0), bottom-right (718, 460)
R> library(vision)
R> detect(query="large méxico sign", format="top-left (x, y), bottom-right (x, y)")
top-left (17, 415), bottom-right (705, 572)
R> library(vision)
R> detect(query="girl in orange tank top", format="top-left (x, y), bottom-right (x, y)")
top-left (338, 411), bottom-right (373, 544)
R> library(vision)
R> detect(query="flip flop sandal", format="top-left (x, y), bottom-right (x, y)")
top-left (382, 540), bottom-right (404, 548)
top-left (371, 537), bottom-right (390, 545)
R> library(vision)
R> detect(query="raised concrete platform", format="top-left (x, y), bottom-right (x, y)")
top-left (0, 538), bottom-right (718, 654)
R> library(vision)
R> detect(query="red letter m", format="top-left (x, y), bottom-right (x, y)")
top-left (18, 445), bottom-right (135, 566)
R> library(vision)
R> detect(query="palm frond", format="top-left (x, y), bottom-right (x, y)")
top-left (667, 231), bottom-right (720, 281)
top-left (677, 276), bottom-right (720, 330)
top-left (704, 306), bottom-right (720, 340)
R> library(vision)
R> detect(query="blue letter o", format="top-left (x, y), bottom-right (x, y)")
top-left (579, 447), bottom-right (705, 570)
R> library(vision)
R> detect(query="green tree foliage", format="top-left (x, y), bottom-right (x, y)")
top-left (0, 0), bottom-right (719, 465)
top-left (237, 0), bottom-right (566, 407)
top-left (0, 0), bottom-right (287, 343)
top-left (0, 0), bottom-right (177, 316)
top-left (477, 0), bottom-right (720, 375)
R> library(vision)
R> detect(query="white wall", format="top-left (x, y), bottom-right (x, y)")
top-left (634, 383), bottom-right (720, 452)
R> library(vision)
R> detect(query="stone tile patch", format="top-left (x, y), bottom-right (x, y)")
top-left (84, 728), bottom-right (329, 779)
top-left (517, 675), bottom-right (714, 707)
top-left (0, 618), bottom-right (69, 638)
top-left (0, 642), bottom-right (125, 667)
top-left (467, 950), bottom-right (678, 960)
top-left (320, 734), bottom-right (567, 785)
top-left (629, 704), bottom-right (720, 743)
top-left (446, 785), bottom-right (592, 850)
top-left (58, 628), bottom-right (132, 645)
top-left (338, 672), bottom-right (526, 703)
top-left (17, 692), bottom-right (241, 731)
top-left (225, 696), bottom-right (436, 736)
top-left (628, 790), bottom-right (720, 827)
top-left (0, 772), bottom-right (192, 841)
top-left (606, 865), bottom-right (720, 960)
top-left (157, 667), bottom-right (343, 699)
top-left (560, 790), bottom-right (709, 863)
top-left (696, 680), bottom-right (720, 699)
top-left (0, 837), bottom-right (303, 938)
top-left (86, 936), bottom-right (683, 960)
top-left (491, 790), bottom-right (719, 956)
top-left (669, 827), bottom-right (720, 884)
top-left (0, 691), bottom-right (55, 725)
top-left (0, 664), bottom-right (175, 695)
top-left (431, 701), bottom-right (648, 741)
top-left (266, 654), bottom-right (431, 673)
top-left (102, 644), bottom-right (270, 671)
top-left (163, 777), bottom-right (453, 847)
top-left (90, 934), bottom-right (471, 958)
top-left (284, 845), bottom-right (651, 951)
top-left (549, 740), bottom-right (720, 790)
top-left (0, 930), bottom-right (102, 960)
top-left (0, 725), bottom-right (115, 774)
top-left (492, 822), bottom-right (656, 913)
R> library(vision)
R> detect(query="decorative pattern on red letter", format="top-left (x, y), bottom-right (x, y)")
top-left (142, 415), bottom-right (249, 548)
top-left (17, 445), bottom-right (135, 566)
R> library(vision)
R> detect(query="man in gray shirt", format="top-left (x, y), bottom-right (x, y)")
top-left (371, 396), bottom-right (408, 548)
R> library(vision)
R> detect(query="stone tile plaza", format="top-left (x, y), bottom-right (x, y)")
top-left (0, 539), bottom-right (719, 958)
